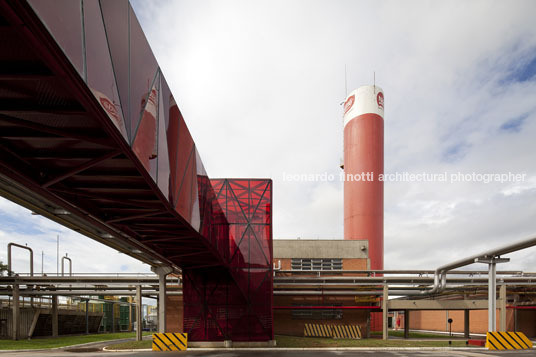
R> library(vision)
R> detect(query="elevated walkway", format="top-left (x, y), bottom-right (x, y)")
top-left (0, 0), bottom-right (272, 342)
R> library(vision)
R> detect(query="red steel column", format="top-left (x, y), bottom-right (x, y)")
top-left (343, 85), bottom-right (384, 270)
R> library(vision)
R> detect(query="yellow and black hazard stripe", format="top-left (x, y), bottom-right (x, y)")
top-left (486, 331), bottom-right (533, 350)
top-left (304, 323), bottom-right (332, 337)
top-left (304, 324), bottom-right (362, 339)
top-left (152, 332), bottom-right (188, 351)
top-left (331, 324), bottom-right (362, 339)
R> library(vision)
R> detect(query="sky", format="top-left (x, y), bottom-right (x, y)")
top-left (2, 0), bottom-right (536, 275)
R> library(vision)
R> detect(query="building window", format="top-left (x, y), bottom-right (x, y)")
top-left (291, 305), bottom-right (343, 320)
top-left (291, 258), bottom-right (342, 271)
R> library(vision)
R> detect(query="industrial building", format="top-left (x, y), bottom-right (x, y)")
top-left (1, 0), bottom-right (536, 346)
top-left (273, 239), bottom-right (371, 337)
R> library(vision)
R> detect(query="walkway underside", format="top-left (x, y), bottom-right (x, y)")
top-left (0, 0), bottom-right (273, 341)
top-left (0, 1), bottom-right (220, 269)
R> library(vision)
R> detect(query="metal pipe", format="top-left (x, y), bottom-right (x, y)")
top-left (7, 243), bottom-right (34, 308)
top-left (423, 234), bottom-right (536, 295)
top-left (274, 306), bottom-right (380, 309)
top-left (438, 235), bottom-right (536, 272)
top-left (273, 291), bottom-right (383, 296)
top-left (7, 242), bottom-right (33, 277)
top-left (273, 260), bottom-right (281, 276)
top-left (0, 290), bottom-right (180, 296)
top-left (276, 269), bottom-right (524, 275)
top-left (274, 276), bottom-right (532, 283)
top-left (2, 275), bottom-right (534, 285)
top-left (508, 306), bottom-right (536, 309)
top-left (61, 255), bottom-right (72, 276)
top-left (0, 276), bottom-right (165, 283)
top-left (273, 290), bottom-right (427, 296)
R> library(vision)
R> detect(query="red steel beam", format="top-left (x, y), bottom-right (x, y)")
top-left (106, 210), bottom-right (163, 224)
top-left (42, 150), bottom-right (120, 188)
top-left (0, 114), bottom-right (112, 147)
top-left (274, 306), bottom-right (381, 310)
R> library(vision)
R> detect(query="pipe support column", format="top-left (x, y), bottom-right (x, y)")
top-left (151, 266), bottom-right (173, 333)
top-left (488, 262), bottom-right (496, 332)
top-left (382, 285), bottom-right (388, 340)
top-left (499, 284), bottom-right (506, 331)
top-left (136, 285), bottom-right (142, 341)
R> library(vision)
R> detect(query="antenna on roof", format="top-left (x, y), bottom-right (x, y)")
top-left (345, 64), bottom-right (348, 97)
top-left (373, 71), bottom-right (376, 94)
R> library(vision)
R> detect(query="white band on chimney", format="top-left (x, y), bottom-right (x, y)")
top-left (343, 85), bottom-right (384, 127)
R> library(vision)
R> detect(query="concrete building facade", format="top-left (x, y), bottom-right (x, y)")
top-left (165, 239), bottom-right (536, 338)
top-left (273, 239), bottom-right (369, 271)
top-left (272, 239), bottom-right (371, 337)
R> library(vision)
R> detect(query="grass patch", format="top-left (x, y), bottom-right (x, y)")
top-left (0, 332), bottom-right (150, 350)
top-left (276, 335), bottom-right (469, 347)
top-left (105, 334), bottom-right (469, 350)
top-left (370, 330), bottom-right (456, 339)
top-left (106, 339), bottom-right (152, 350)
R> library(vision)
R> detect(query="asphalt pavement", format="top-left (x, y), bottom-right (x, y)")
top-left (1, 348), bottom-right (536, 357)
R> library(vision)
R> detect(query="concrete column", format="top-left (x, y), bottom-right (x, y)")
top-left (12, 283), bottom-right (19, 340)
top-left (499, 284), bottom-right (506, 331)
top-left (404, 310), bottom-right (410, 339)
top-left (382, 285), bottom-right (388, 340)
top-left (129, 302), bottom-right (133, 332)
top-left (464, 310), bottom-right (470, 338)
top-left (513, 295), bottom-right (518, 332)
top-left (151, 266), bottom-right (173, 333)
top-left (488, 262), bottom-right (496, 332)
top-left (136, 285), bottom-right (142, 342)
top-left (85, 300), bottom-right (89, 335)
top-left (111, 302), bottom-right (115, 333)
top-left (52, 295), bottom-right (58, 337)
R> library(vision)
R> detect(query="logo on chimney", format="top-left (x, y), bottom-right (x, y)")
top-left (344, 95), bottom-right (355, 115)
top-left (377, 92), bottom-right (384, 110)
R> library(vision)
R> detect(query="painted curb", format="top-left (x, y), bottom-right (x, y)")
top-left (0, 335), bottom-right (151, 353)
top-left (102, 347), bottom-right (490, 352)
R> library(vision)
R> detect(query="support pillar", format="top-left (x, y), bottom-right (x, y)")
top-left (499, 284), bottom-right (506, 331)
top-left (151, 266), bottom-right (173, 333)
top-left (136, 285), bottom-right (142, 342)
top-left (382, 285), bottom-right (388, 340)
top-left (404, 309), bottom-right (410, 339)
top-left (514, 295), bottom-right (518, 332)
top-left (85, 299), bottom-right (89, 335)
top-left (52, 295), bottom-right (58, 337)
top-left (476, 256), bottom-right (508, 332)
top-left (488, 262), bottom-right (496, 332)
top-left (111, 302), bottom-right (115, 333)
top-left (464, 310), bottom-right (470, 338)
top-left (129, 302), bottom-right (133, 332)
top-left (12, 283), bottom-right (19, 340)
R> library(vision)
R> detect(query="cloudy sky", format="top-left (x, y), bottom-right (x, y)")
top-left (2, 0), bottom-right (536, 275)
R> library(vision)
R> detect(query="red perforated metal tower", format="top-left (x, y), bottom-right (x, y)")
top-left (343, 85), bottom-right (384, 270)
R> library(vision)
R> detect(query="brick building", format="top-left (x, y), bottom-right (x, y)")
top-left (272, 239), bottom-right (372, 336)
top-left (165, 239), bottom-right (374, 336)
top-left (165, 239), bottom-right (536, 338)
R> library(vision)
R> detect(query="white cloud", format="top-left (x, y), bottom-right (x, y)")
top-left (0, 198), bottom-right (152, 276)
top-left (132, 0), bottom-right (536, 271)
top-left (2, 0), bottom-right (536, 274)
